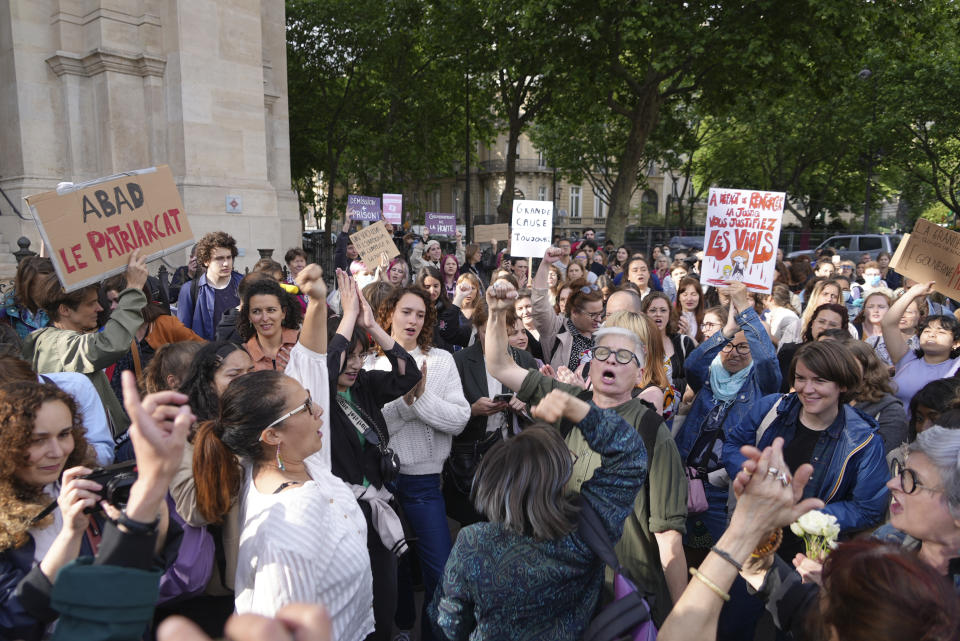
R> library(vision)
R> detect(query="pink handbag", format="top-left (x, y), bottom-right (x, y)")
top-left (687, 467), bottom-right (709, 514)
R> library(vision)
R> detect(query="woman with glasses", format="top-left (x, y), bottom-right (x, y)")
top-left (484, 286), bottom-right (689, 627)
top-left (171, 266), bottom-right (335, 636)
top-left (699, 306), bottom-right (726, 341)
top-left (326, 271), bottom-right (421, 641)
top-left (531, 248), bottom-right (604, 372)
top-left (676, 282), bottom-right (782, 552)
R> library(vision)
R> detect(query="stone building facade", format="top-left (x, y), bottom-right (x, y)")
top-left (0, 0), bottom-right (300, 275)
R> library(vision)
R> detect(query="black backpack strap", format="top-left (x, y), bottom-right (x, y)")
top-left (577, 500), bottom-right (621, 571)
top-left (190, 274), bottom-right (201, 310)
top-left (548, 321), bottom-right (569, 363)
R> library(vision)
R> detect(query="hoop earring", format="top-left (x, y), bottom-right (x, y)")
top-left (276, 442), bottom-right (286, 471)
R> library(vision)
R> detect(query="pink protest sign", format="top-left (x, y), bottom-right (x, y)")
top-left (382, 193), bottom-right (402, 225)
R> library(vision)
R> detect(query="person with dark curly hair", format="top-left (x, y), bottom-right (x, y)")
top-left (237, 279), bottom-right (302, 371)
top-left (0, 380), bottom-right (172, 640)
top-left (177, 231), bottom-right (243, 340)
top-left (371, 285), bottom-right (470, 641)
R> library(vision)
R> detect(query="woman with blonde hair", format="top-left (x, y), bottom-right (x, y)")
top-left (604, 310), bottom-right (672, 415)
top-left (800, 279), bottom-right (843, 336)
top-left (454, 272), bottom-right (486, 323)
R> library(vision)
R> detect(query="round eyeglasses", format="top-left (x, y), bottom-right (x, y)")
top-left (892, 458), bottom-right (944, 495)
top-left (721, 342), bottom-right (750, 355)
top-left (591, 346), bottom-right (640, 366)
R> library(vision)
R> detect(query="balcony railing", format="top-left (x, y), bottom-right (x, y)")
top-left (478, 158), bottom-right (553, 174)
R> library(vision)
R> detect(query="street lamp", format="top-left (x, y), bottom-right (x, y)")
top-left (859, 68), bottom-right (876, 234)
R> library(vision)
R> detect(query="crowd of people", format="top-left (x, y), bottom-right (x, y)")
top-left (0, 222), bottom-right (958, 641)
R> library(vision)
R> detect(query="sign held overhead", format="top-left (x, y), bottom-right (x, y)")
top-left (510, 200), bottom-right (553, 258)
top-left (25, 165), bottom-right (194, 292)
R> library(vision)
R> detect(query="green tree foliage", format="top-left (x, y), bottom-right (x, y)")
top-left (286, 0), bottom-right (493, 233)
top-left (872, 0), bottom-right (960, 223)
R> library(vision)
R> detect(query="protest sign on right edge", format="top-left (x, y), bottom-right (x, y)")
top-left (890, 218), bottom-right (960, 299)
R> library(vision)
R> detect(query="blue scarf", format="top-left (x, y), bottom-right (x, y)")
top-left (709, 353), bottom-right (754, 402)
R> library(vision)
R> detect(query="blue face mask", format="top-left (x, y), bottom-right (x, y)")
top-left (868, 274), bottom-right (882, 287)
top-left (843, 290), bottom-right (852, 303)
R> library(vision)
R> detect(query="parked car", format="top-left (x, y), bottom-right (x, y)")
top-left (786, 233), bottom-right (902, 262)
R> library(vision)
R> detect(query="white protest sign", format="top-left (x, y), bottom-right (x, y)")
top-left (510, 200), bottom-right (553, 258)
top-left (701, 187), bottom-right (785, 293)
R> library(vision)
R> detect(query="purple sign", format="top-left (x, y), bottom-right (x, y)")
top-left (382, 193), bottom-right (402, 225)
top-left (425, 212), bottom-right (457, 235)
top-left (347, 194), bottom-right (381, 221)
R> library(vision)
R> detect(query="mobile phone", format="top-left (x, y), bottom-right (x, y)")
top-left (493, 393), bottom-right (513, 403)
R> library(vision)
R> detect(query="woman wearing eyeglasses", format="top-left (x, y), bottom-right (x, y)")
top-left (676, 282), bottom-right (782, 549)
top-left (183, 266), bottom-right (375, 640)
top-left (326, 270), bottom-right (421, 641)
top-left (484, 284), bottom-right (689, 627)
top-left (531, 248), bottom-right (604, 372)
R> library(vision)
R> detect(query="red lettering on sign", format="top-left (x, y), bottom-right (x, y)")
top-left (706, 230), bottom-right (731, 260)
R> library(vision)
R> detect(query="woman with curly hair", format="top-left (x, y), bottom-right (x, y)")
top-left (0, 382), bottom-right (142, 639)
top-left (237, 279), bottom-right (302, 371)
top-left (371, 286), bottom-right (470, 641)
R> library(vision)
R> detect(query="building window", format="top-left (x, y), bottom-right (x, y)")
top-left (593, 189), bottom-right (606, 220)
top-left (432, 190), bottom-right (441, 212)
top-left (538, 185), bottom-right (547, 201)
top-left (538, 150), bottom-right (547, 168)
top-left (570, 186), bottom-right (582, 218)
top-left (647, 161), bottom-right (657, 177)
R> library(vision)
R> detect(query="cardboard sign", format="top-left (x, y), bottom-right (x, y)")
top-left (473, 223), bottom-right (510, 244)
top-left (890, 219), bottom-right (960, 298)
top-left (25, 165), bottom-right (193, 292)
top-left (347, 194), bottom-right (381, 221)
top-left (510, 200), bottom-right (553, 257)
top-left (425, 212), bottom-right (457, 236)
top-left (382, 193), bottom-right (402, 225)
top-left (700, 187), bottom-right (785, 293)
top-left (349, 221), bottom-right (400, 268)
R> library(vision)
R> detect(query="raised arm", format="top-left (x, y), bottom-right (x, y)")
top-left (531, 390), bottom-right (645, 543)
top-left (294, 264), bottom-right (329, 355)
top-left (882, 281), bottom-right (933, 366)
top-left (484, 282), bottom-right (529, 392)
top-left (332, 269), bottom-right (360, 374)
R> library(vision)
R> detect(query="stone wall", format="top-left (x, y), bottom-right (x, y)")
top-left (0, 0), bottom-right (299, 271)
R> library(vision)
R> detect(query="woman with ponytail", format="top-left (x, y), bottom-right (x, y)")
top-left (192, 370), bottom-right (373, 640)
top-left (169, 265), bottom-right (339, 637)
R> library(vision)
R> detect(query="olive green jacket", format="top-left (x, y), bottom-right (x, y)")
top-left (22, 288), bottom-right (146, 437)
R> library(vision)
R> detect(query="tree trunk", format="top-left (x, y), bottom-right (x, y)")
top-left (604, 94), bottom-right (661, 245)
top-left (496, 115), bottom-right (523, 224)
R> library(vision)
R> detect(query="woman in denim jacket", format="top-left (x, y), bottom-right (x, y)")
top-left (723, 341), bottom-right (889, 539)
top-left (676, 282), bottom-right (782, 545)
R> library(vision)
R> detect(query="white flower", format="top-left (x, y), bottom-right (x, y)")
top-left (790, 522), bottom-right (805, 537)
top-left (795, 510), bottom-right (829, 535)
